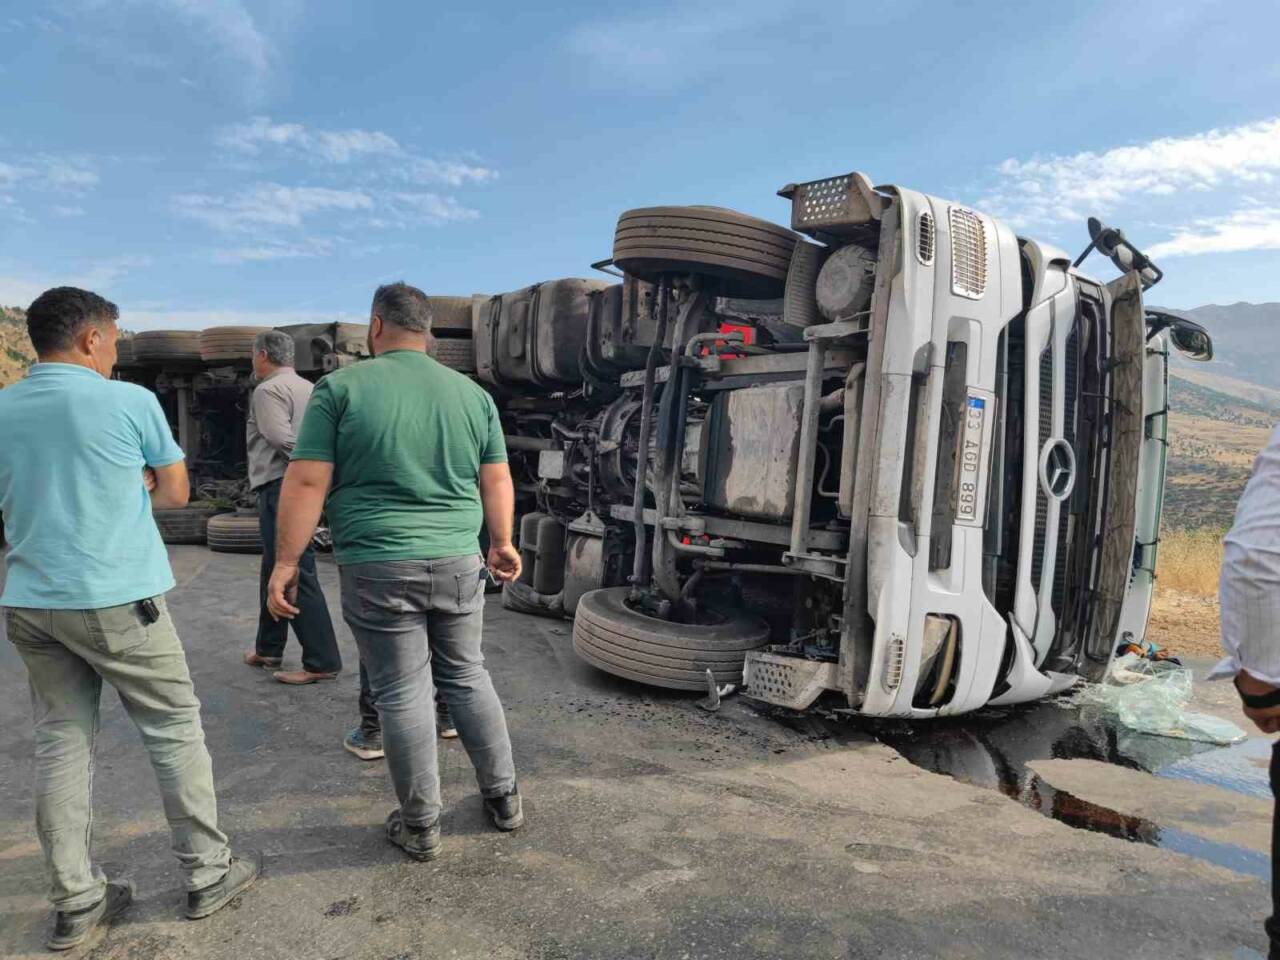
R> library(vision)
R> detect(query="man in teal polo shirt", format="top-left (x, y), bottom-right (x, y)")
top-left (267, 281), bottom-right (523, 863)
top-left (0, 287), bottom-right (258, 950)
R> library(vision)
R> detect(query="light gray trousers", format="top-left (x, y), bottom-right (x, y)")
top-left (340, 555), bottom-right (516, 828)
top-left (6, 598), bottom-right (230, 910)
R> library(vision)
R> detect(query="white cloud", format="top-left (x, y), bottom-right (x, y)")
top-left (71, 0), bottom-right (276, 103)
top-left (130, 0), bottom-right (269, 94)
top-left (217, 116), bottom-right (497, 183)
top-left (173, 183), bottom-right (373, 231)
top-left (218, 116), bottom-right (399, 163)
top-left (987, 117), bottom-right (1280, 226)
top-left (172, 181), bottom-right (480, 253)
top-left (392, 193), bottom-right (480, 224)
top-left (1147, 206), bottom-right (1280, 258)
top-left (0, 162), bottom-right (26, 188)
top-left (0, 155), bottom-right (99, 196)
top-left (212, 238), bottom-right (334, 263)
top-left (983, 116), bottom-right (1280, 262)
top-left (0, 256), bottom-right (151, 307)
top-left (53, 205), bottom-right (86, 217)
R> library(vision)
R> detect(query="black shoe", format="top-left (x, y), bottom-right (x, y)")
top-left (385, 809), bottom-right (442, 861)
top-left (436, 701), bottom-right (458, 740)
top-left (47, 880), bottom-right (133, 951)
top-left (186, 852), bottom-right (262, 920)
top-left (483, 786), bottom-right (524, 832)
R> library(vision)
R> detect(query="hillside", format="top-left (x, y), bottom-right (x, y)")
top-left (1165, 372), bottom-right (1273, 529)
top-left (0, 307), bottom-right (34, 387)
top-left (1154, 300), bottom-right (1280, 391)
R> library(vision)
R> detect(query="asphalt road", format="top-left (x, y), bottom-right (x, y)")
top-left (0, 547), bottom-right (1272, 959)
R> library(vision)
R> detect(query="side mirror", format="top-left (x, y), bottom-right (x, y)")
top-left (1168, 318), bottom-right (1213, 362)
top-left (1145, 310), bottom-right (1214, 362)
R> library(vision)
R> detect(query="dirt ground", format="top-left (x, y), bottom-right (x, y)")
top-left (1149, 589), bottom-right (1224, 659)
top-left (0, 547), bottom-right (1273, 960)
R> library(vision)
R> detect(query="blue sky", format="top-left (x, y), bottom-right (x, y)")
top-left (1, 0), bottom-right (1279, 329)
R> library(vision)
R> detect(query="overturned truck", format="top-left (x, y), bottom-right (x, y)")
top-left (485, 172), bottom-right (1212, 718)
top-left (115, 168), bottom-right (1213, 720)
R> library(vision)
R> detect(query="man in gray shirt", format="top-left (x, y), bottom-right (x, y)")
top-left (243, 330), bottom-right (341, 683)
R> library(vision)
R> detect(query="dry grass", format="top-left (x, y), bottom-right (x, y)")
top-left (1155, 527), bottom-right (1225, 597)
top-left (1148, 527), bottom-right (1226, 658)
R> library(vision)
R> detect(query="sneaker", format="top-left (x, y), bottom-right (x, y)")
top-left (186, 852), bottom-right (262, 920)
top-left (436, 700), bottom-right (458, 740)
top-left (343, 727), bottom-right (384, 760)
top-left (384, 809), bottom-right (441, 862)
top-left (483, 785), bottom-right (524, 832)
top-left (47, 880), bottom-right (133, 951)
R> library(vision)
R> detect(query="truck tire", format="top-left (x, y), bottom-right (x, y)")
top-left (426, 296), bottom-right (480, 335)
top-left (613, 206), bottom-right (799, 299)
top-left (207, 513), bottom-right (264, 554)
top-left (199, 325), bottom-right (269, 363)
top-left (572, 586), bottom-right (770, 691)
top-left (133, 330), bottom-right (203, 366)
top-left (114, 338), bottom-right (138, 368)
top-left (153, 506), bottom-right (223, 545)
top-left (430, 338), bottom-right (476, 373)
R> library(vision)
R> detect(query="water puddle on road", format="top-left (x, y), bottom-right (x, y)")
top-left (865, 700), bottom-right (1271, 879)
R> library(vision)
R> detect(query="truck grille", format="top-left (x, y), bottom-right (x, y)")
top-left (1053, 329), bottom-right (1080, 617)
top-left (1030, 348), bottom-right (1052, 594)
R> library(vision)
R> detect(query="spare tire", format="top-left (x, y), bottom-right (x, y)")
top-left (426, 296), bottom-right (480, 335)
top-left (572, 586), bottom-right (770, 691)
top-left (430, 338), bottom-right (476, 373)
top-left (207, 513), bottom-right (264, 554)
top-left (134, 330), bottom-right (203, 366)
top-left (613, 206), bottom-right (799, 299)
top-left (153, 505), bottom-right (223, 545)
top-left (200, 325), bottom-right (270, 363)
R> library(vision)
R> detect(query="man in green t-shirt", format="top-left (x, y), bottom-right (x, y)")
top-left (266, 282), bottom-right (524, 862)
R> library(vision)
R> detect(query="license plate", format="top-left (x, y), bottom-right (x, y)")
top-left (955, 394), bottom-right (991, 525)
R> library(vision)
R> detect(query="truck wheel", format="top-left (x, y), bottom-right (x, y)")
top-left (207, 513), bottom-right (264, 554)
top-left (199, 325), bottom-right (270, 363)
top-left (572, 586), bottom-right (770, 691)
top-left (613, 206), bottom-right (799, 299)
top-left (133, 330), bottom-right (203, 366)
top-left (114, 338), bottom-right (138, 369)
top-left (430, 338), bottom-right (476, 373)
top-left (153, 506), bottom-right (223, 545)
top-left (426, 296), bottom-right (480, 335)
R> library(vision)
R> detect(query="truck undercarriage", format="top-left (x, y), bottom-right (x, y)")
top-left (116, 170), bottom-right (1213, 719)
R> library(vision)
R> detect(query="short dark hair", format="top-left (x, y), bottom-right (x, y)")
top-left (371, 282), bottom-right (432, 334)
top-left (27, 286), bottom-right (119, 356)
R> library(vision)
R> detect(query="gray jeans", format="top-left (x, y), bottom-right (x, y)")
top-left (5, 598), bottom-right (230, 910)
top-left (340, 555), bottom-right (515, 828)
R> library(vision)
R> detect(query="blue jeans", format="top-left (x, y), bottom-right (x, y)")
top-left (339, 555), bottom-right (516, 828)
top-left (5, 599), bottom-right (230, 909)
